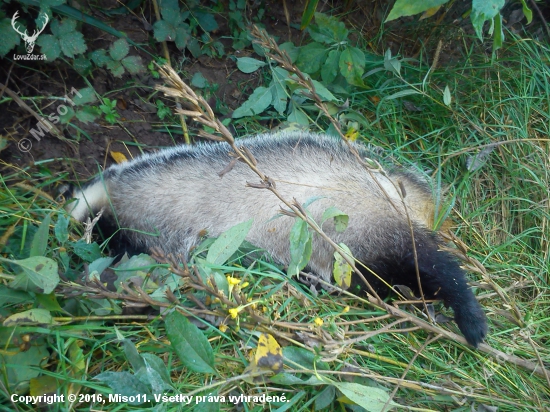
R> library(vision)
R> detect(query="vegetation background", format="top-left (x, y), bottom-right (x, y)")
top-left (0, 0), bottom-right (549, 410)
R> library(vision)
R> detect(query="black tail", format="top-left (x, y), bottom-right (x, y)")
top-left (356, 225), bottom-right (488, 347)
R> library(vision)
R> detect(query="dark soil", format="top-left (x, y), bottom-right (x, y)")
top-left (1, 0), bottom-right (547, 185)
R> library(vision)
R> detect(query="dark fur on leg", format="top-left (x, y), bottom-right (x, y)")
top-left (353, 225), bottom-right (488, 347)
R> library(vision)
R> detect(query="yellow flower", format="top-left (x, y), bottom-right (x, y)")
top-left (228, 308), bottom-right (240, 319)
top-left (219, 324), bottom-right (228, 333)
top-left (314, 317), bottom-right (324, 327)
top-left (227, 276), bottom-right (241, 286)
top-left (342, 306), bottom-right (350, 313)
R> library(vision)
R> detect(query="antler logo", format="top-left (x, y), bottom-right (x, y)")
top-left (11, 11), bottom-right (49, 54)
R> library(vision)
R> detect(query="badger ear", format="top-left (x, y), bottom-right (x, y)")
top-left (57, 184), bottom-right (76, 203)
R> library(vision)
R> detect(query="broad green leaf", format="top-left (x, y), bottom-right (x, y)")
top-left (321, 206), bottom-right (349, 232)
top-left (493, 12), bottom-right (504, 51)
top-left (191, 72), bottom-right (208, 88)
top-left (165, 310), bottom-right (216, 374)
top-left (73, 56), bottom-right (93, 76)
top-left (175, 24), bottom-right (191, 50)
top-left (0, 343), bottom-right (49, 388)
top-left (0, 18), bottom-right (21, 57)
top-left (122, 55), bottom-right (145, 75)
top-left (88, 256), bottom-right (115, 281)
top-left (287, 219), bottom-right (312, 277)
top-left (386, 0), bottom-right (449, 22)
top-left (321, 49), bottom-right (340, 84)
top-left (195, 12), bottom-right (218, 32)
top-left (339, 47), bottom-right (365, 87)
top-left (3, 308), bottom-right (53, 326)
top-left (106, 59), bottom-right (125, 77)
top-left (333, 243), bottom-right (353, 290)
top-left (332, 381), bottom-right (400, 411)
top-left (287, 105), bottom-right (309, 125)
top-left (296, 42), bottom-right (327, 74)
top-left (35, 292), bottom-right (63, 312)
top-left (30, 214), bottom-right (51, 257)
top-left (7, 256), bottom-right (59, 294)
top-left (271, 67), bottom-right (289, 115)
top-left (91, 49), bottom-right (110, 67)
top-left (95, 372), bottom-right (150, 405)
top-left (71, 240), bottom-right (102, 262)
top-left (443, 85), bottom-right (452, 106)
top-left (37, 34), bottom-right (62, 60)
top-left (309, 80), bottom-right (337, 102)
top-left (309, 13), bottom-right (348, 44)
top-left (122, 338), bottom-right (146, 372)
top-left (72, 87), bottom-right (97, 106)
top-left (316, 386), bottom-right (336, 410)
top-left (279, 42), bottom-right (299, 63)
top-left (109, 38), bottom-right (129, 61)
top-left (206, 219), bottom-right (253, 265)
top-left (75, 106), bottom-right (100, 123)
top-left (0, 285), bottom-right (32, 306)
top-left (141, 353), bottom-right (173, 389)
top-left (283, 346), bottom-right (329, 370)
top-left (236, 57), bottom-right (266, 73)
top-left (232, 86), bottom-right (273, 118)
top-left (153, 20), bottom-right (177, 42)
top-left (471, 0), bottom-right (505, 40)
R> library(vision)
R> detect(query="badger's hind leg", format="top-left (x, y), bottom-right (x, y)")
top-left (357, 226), bottom-right (488, 347)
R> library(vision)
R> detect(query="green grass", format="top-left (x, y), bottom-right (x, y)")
top-left (1, 28), bottom-right (549, 411)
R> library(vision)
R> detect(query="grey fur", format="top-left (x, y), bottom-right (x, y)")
top-left (67, 131), bottom-right (488, 346)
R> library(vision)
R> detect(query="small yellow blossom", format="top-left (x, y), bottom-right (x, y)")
top-left (342, 306), bottom-right (350, 313)
top-left (314, 317), bottom-right (324, 327)
top-left (240, 282), bottom-right (249, 288)
top-left (227, 276), bottom-right (241, 286)
top-left (219, 324), bottom-right (228, 333)
top-left (228, 308), bottom-right (240, 319)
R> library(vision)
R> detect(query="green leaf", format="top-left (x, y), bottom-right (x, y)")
top-left (122, 55), bottom-right (145, 75)
top-left (321, 207), bottom-right (349, 232)
top-left (94, 372), bottom-right (151, 405)
top-left (309, 80), bottom-right (337, 102)
top-left (296, 42), bottom-right (327, 74)
top-left (72, 87), bottom-right (97, 105)
top-left (73, 56), bottom-right (93, 76)
top-left (106, 59), bottom-right (125, 77)
top-left (315, 386), bottom-right (336, 410)
top-left (191, 72), bottom-right (208, 88)
top-left (309, 13), bottom-right (348, 44)
top-left (283, 346), bottom-right (329, 370)
top-left (0, 285), bottom-right (32, 306)
top-left (443, 85), bottom-right (452, 106)
top-left (54, 214), bottom-right (69, 244)
top-left (492, 12), bottom-right (504, 51)
top-left (30, 214), bottom-right (51, 257)
top-left (339, 46), bottom-right (365, 86)
top-left (206, 219), bottom-right (253, 265)
top-left (175, 24), bottom-right (192, 50)
top-left (165, 311), bottom-right (216, 374)
top-left (59, 30), bottom-right (87, 58)
top-left (195, 12), bottom-right (218, 32)
top-left (236, 57), bottom-right (266, 73)
top-left (271, 67), bottom-right (289, 115)
top-left (3, 308), bottom-right (53, 327)
top-left (232, 86), bottom-right (273, 118)
top-left (386, 0), bottom-right (449, 22)
top-left (321, 49), bottom-right (341, 84)
top-left (519, 0), bottom-right (533, 24)
top-left (279, 42), bottom-right (299, 63)
top-left (471, 0), bottom-right (505, 40)
top-left (37, 34), bottom-right (62, 61)
top-left (287, 219), bottom-right (312, 277)
top-left (72, 240), bottom-right (102, 262)
top-left (91, 49), bottom-right (110, 67)
top-left (331, 381), bottom-right (400, 411)
top-left (0, 18), bottom-right (21, 57)
top-left (7, 256), bottom-right (59, 294)
top-left (384, 89), bottom-right (421, 100)
top-left (333, 243), bottom-right (353, 290)
top-left (300, 0), bottom-right (319, 29)
top-left (110, 38), bottom-right (130, 61)
top-left (287, 104), bottom-right (309, 125)
top-left (153, 20), bottom-right (177, 42)
top-left (75, 106), bottom-right (100, 123)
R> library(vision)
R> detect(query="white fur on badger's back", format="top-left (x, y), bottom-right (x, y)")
top-left (67, 131), bottom-right (435, 282)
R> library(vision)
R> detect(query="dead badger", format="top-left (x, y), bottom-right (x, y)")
top-left (67, 131), bottom-right (487, 346)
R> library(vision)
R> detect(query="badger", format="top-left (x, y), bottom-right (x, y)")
top-left (66, 131), bottom-right (487, 347)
